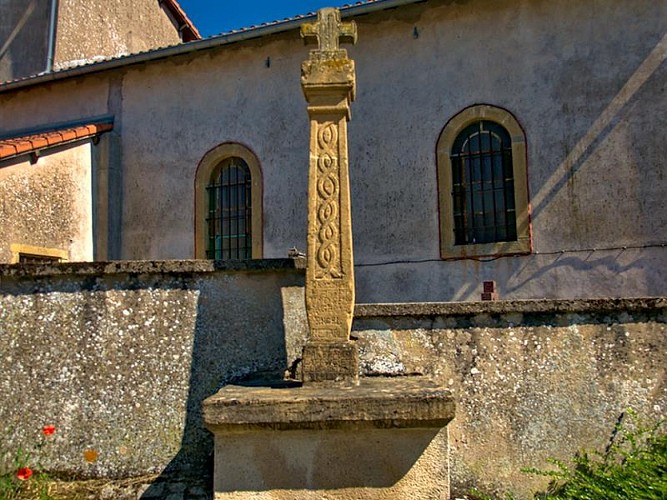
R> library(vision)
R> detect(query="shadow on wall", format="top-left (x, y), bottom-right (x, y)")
top-left (0, 260), bottom-right (306, 499)
top-left (138, 268), bottom-right (308, 498)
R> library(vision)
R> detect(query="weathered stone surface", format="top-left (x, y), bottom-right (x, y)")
top-left (0, 257), bottom-right (306, 280)
top-left (355, 297), bottom-right (667, 319)
top-left (204, 377), bottom-right (453, 499)
top-left (0, 261), bottom-right (306, 483)
top-left (203, 377), bottom-right (454, 431)
top-left (301, 341), bottom-right (359, 383)
top-left (2, 258), bottom-right (663, 498)
top-left (354, 299), bottom-right (667, 498)
top-left (300, 8), bottom-right (359, 382)
top-left (211, 427), bottom-right (449, 500)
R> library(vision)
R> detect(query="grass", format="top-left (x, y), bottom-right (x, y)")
top-left (0, 473), bottom-right (160, 499)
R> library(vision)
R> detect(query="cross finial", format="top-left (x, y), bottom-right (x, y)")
top-left (301, 8), bottom-right (357, 53)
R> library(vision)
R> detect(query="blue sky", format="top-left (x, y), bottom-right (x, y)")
top-left (178, 1), bottom-right (351, 38)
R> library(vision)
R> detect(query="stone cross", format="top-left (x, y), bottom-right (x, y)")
top-left (300, 8), bottom-right (358, 383)
top-left (301, 8), bottom-right (357, 54)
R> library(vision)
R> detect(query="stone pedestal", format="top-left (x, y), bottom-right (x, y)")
top-left (202, 9), bottom-right (456, 499)
top-left (203, 378), bottom-right (455, 499)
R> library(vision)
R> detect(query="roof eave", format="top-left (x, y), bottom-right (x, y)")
top-left (0, 0), bottom-right (426, 94)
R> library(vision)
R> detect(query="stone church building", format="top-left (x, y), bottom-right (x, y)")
top-left (1, 1), bottom-right (666, 497)
top-left (0, 0), bottom-right (665, 302)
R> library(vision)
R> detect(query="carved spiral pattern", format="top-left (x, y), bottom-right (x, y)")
top-left (316, 123), bottom-right (342, 278)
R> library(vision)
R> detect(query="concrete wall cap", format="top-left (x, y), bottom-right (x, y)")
top-left (203, 377), bottom-right (455, 432)
top-left (0, 258), bottom-right (306, 279)
top-left (355, 297), bottom-right (667, 318)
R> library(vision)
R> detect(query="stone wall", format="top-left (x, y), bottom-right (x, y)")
top-left (1, 261), bottom-right (665, 498)
top-left (354, 298), bottom-right (667, 498)
top-left (0, 260), bottom-right (307, 489)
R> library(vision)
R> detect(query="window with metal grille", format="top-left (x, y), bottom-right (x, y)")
top-left (206, 157), bottom-right (252, 259)
top-left (451, 120), bottom-right (517, 245)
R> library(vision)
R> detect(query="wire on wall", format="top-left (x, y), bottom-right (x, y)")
top-left (354, 242), bottom-right (667, 267)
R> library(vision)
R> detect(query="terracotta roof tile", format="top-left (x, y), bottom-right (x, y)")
top-left (0, 123), bottom-right (113, 161)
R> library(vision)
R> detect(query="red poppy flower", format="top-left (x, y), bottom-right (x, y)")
top-left (16, 467), bottom-right (32, 480)
top-left (42, 425), bottom-right (56, 436)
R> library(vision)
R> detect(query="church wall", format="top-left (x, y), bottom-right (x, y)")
top-left (116, 32), bottom-right (309, 261)
top-left (0, 76), bottom-right (110, 135)
top-left (0, 0), bottom-right (665, 303)
top-left (54, 0), bottom-right (184, 71)
top-left (345, 0), bottom-right (667, 302)
top-left (111, 0), bottom-right (666, 302)
top-left (0, 142), bottom-right (94, 263)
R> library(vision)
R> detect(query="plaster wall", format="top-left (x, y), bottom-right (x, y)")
top-left (354, 299), bottom-right (667, 498)
top-left (54, 0), bottom-right (183, 71)
top-left (0, 0), bottom-right (665, 302)
top-left (0, 75), bottom-right (110, 135)
top-left (0, 142), bottom-right (94, 263)
top-left (0, 260), bottom-right (308, 487)
top-left (108, 0), bottom-right (667, 301)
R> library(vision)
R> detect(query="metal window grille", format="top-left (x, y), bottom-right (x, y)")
top-left (451, 120), bottom-right (517, 245)
top-left (205, 157), bottom-right (252, 259)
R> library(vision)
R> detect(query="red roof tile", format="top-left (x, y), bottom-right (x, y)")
top-left (0, 123), bottom-right (113, 161)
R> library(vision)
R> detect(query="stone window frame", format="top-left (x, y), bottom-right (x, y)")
top-left (10, 243), bottom-right (68, 263)
top-left (436, 104), bottom-right (532, 259)
top-left (194, 143), bottom-right (263, 259)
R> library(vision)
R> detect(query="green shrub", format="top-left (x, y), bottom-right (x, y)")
top-left (469, 409), bottom-right (666, 499)
top-left (526, 410), bottom-right (666, 499)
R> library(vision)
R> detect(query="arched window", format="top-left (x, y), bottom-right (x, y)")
top-left (206, 157), bottom-right (252, 259)
top-left (195, 144), bottom-right (262, 259)
top-left (437, 105), bottom-right (531, 259)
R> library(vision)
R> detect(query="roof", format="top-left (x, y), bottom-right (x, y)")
top-left (160, 0), bottom-right (201, 42)
top-left (0, 123), bottom-right (113, 162)
top-left (0, 0), bottom-right (423, 93)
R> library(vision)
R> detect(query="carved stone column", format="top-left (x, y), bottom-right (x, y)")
top-left (300, 8), bottom-right (358, 383)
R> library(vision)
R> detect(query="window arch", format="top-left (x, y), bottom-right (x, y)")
top-left (437, 104), bottom-right (531, 259)
top-left (195, 143), bottom-right (262, 259)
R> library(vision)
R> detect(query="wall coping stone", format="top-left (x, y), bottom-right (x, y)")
top-left (354, 297), bottom-right (667, 318)
top-left (203, 377), bottom-right (455, 432)
top-left (0, 258), bottom-right (306, 280)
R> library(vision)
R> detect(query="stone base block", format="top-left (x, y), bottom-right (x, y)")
top-left (203, 378), bottom-right (455, 499)
top-left (212, 427), bottom-right (449, 499)
top-left (301, 341), bottom-right (359, 383)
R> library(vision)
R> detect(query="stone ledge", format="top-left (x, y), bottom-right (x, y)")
top-left (355, 297), bottom-right (667, 318)
top-left (0, 257), bottom-right (306, 278)
top-left (203, 377), bottom-right (454, 432)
